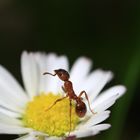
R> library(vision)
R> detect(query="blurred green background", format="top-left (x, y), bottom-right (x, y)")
top-left (0, 0), bottom-right (140, 140)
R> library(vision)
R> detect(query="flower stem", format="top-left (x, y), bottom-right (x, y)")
top-left (104, 46), bottom-right (140, 140)
top-left (64, 136), bottom-right (77, 140)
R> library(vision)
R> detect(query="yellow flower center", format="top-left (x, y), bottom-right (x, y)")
top-left (22, 93), bottom-right (79, 137)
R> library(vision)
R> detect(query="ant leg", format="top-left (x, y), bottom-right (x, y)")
top-left (45, 96), bottom-right (68, 111)
top-left (62, 86), bottom-right (67, 93)
top-left (78, 91), bottom-right (96, 115)
top-left (43, 72), bottom-right (56, 76)
top-left (68, 99), bottom-right (72, 136)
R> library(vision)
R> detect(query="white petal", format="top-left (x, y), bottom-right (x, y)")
top-left (88, 70), bottom-right (113, 102)
top-left (33, 52), bottom-right (69, 94)
top-left (92, 123), bottom-right (111, 131)
top-left (14, 135), bottom-right (36, 140)
top-left (81, 69), bottom-right (104, 93)
top-left (70, 57), bottom-right (92, 94)
top-left (92, 85), bottom-right (126, 112)
top-left (72, 123), bottom-right (110, 138)
top-left (0, 66), bottom-right (28, 107)
top-left (71, 127), bottom-right (99, 138)
top-left (96, 85), bottom-right (126, 102)
top-left (21, 51), bottom-right (39, 99)
top-left (45, 136), bottom-right (62, 140)
top-left (0, 94), bottom-right (23, 113)
top-left (0, 107), bottom-right (21, 118)
top-left (0, 112), bottom-right (22, 125)
top-left (33, 53), bottom-right (47, 93)
top-left (18, 131), bottom-right (62, 140)
top-left (0, 82), bottom-right (26, 112)
top-left (43, 53), bottom-right (58, 93)
top-left (44, 54), bottom-right (69, 94)
top-left (80, 111), bottom-right (110, 129)
top-left (92, 94), bottom-right (118, 113)
top-left (0, 122), bottom-right (31, 134)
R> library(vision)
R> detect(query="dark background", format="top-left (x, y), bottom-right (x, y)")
top-left (0, 0), bottom-right (140, 140)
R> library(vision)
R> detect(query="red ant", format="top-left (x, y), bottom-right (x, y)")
top-left (43, 69), bottom-right (96, 134)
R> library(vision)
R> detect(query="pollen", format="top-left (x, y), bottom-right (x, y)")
top-left (22, 93), bottom-right (79, 137)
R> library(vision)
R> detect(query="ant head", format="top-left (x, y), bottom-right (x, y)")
top-left (54, 69), bottom-right (70, 81)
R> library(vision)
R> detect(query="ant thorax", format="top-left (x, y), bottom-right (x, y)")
top-left (64, 81), bottom-right (73, 92)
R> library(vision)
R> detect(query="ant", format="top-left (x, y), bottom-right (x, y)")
top-left (43, 69), bottom-right (96, 134)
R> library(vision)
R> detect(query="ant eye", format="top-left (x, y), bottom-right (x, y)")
top-left (60, 73), bottom-right (63, 76)
top-left (58, 73), bottom-right (63, 78)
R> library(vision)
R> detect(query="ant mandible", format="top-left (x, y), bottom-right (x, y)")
top-left (43, 69), bottom-right (96, 133)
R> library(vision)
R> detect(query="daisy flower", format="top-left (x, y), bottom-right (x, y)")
top-left (0, 51), bottom-right (126, 140)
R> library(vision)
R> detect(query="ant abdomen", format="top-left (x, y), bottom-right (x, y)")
top-left (75, 101), bottom-right (87, 118)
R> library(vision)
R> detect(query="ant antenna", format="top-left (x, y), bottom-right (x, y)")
top-left (43, 72), bottom-right (56, 76)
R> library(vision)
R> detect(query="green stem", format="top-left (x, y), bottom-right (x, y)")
top-left (104, 46), bottom-right (140, 140)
